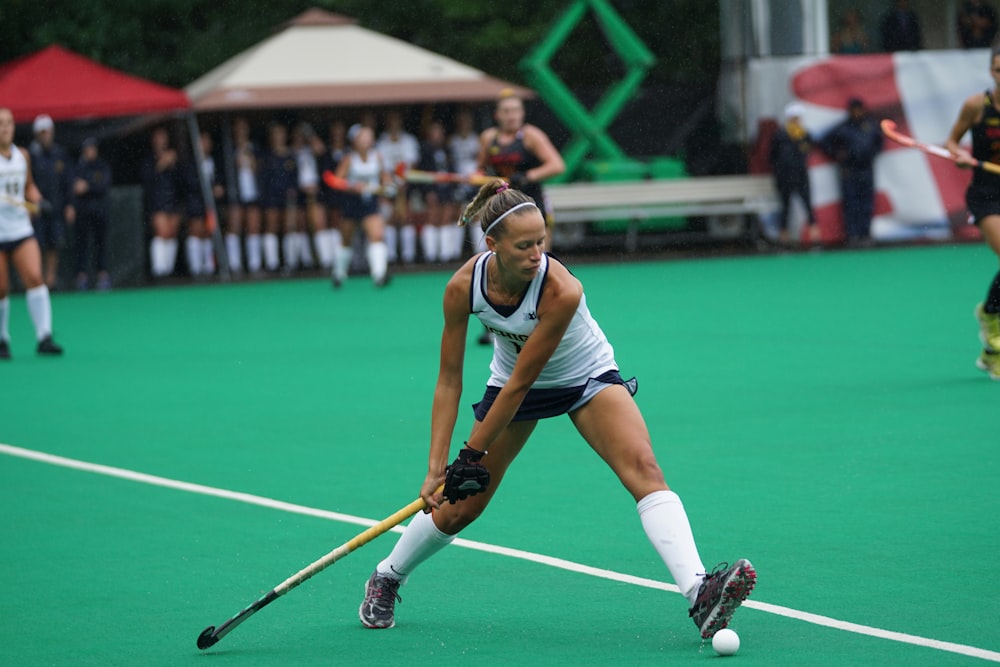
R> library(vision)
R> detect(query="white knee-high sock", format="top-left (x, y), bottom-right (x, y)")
top-left (637, 490), bottom-right (707, 603)
top-left (335, 246), bottom-right (352, 282)
top-left (263, 233), bottom-right (280, 271)
top-left (313, 231), bottom-right (332, 268)
top-left (201, 238), bottom-right (215, 273)
top-left (0, 296), bottom-right (10, 341)
top-left (376, 510), bottom-right (456, 583)
top-left (384, 225), bottom-right (398, 263)
top-left (163, 239), bottom-right (178, 275)
top-left (420, 225), bottom-right (440, 262)
top-left (366, 240), bottom-right (388, 282)
top-left (297, 232), bottom-right (313, 267)
top-left (25, 285), bottom-right (52, 341)
top-left (400, 224), bottom-right (417, 263)
top-left (149, 238), bottom-right (164, 276)
top-left (246, 234), bottom-right (262, 273)
top-left (282, 233), bottom-right (299, 270)
top-left (186, 236), bottom-right (203, 275)
top-left (226, 233), bottom-right (242, 271)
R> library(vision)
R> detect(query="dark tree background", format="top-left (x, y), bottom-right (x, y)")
top-left (0, 0), bottom-right (719, 92)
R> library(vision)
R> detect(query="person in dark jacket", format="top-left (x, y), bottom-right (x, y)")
top-left (29, 114), bottom-right (75, 289)
top-left (769, 103), bottom-right (819, 245)
top-left (72, 138), bottom-right (112, 290)
top-left (820, 98), bottom-right (883, 245)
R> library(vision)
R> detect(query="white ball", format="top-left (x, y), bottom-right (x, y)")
top-left (712, 628), bottom-right (740, 656)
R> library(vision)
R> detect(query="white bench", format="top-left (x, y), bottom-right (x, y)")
top-left (544, 175), bottom-right (779, 251)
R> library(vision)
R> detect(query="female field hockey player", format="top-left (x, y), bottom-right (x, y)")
top-left (331, 124), bottom-right (391, 288)
top-left (0, 108), bottom-right (63, 358)
top-left (358, 178), bottom-right (755, 638)
top-left (945, 44), bottom-right (1000, 380)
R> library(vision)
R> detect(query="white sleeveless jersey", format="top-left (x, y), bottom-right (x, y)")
top-left (347, 150), bottom-right (383, 199)
top-left (0, 146), bottom-right (34, 242)
top-left (471, 252), bottom-right (618, 389)
top-left (377, 132), bottom-right (419, 169)
top-left (449, 133), bottom-right (480, 175)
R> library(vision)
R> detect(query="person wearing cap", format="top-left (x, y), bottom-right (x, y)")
top-left (769, 102), bottom-right (820, 246)
top-left (28, 114), bottom-right (75, 290)
top-left (820, 98), bottom-right (883, 245)
top-left (72, 137), bottom-right (112, 291)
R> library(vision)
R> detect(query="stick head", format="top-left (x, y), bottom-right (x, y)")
top-left (197, 626), bottom-right (219, 650)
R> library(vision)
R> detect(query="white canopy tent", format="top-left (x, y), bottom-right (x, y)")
top-left (185, 8), bottom-right (532, 111)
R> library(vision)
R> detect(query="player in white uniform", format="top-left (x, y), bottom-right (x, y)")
top-left (0, 108), bottom-right (63, 358)
top-left (358, 178), bottom-right (755, 638)
top-left (376, 110), bottom-right (419, 264)
top-left (449, 108), bottom-right (485, 258)
top-left (332, 124), bottom-right (390, 287)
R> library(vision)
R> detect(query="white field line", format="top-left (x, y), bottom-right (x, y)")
top-left (2, 442), bottom-right (998, 663)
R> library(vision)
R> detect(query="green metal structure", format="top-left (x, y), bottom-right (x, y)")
top-left (519, 0), bottom-right (656, 183)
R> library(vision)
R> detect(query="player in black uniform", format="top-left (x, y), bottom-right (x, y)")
top-left (476, 90), bottom-right (565, 344)
top-left (946, 44), bottom-right (1000, 380)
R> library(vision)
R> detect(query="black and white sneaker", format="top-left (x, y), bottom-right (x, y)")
top-left (689, 559), bottom-right (756, 638)
top-left (0, 339), bottom-right (10, 360)
top-left (359, 571), bottom-right (402, 629)
top-left (36, 336), bottom-right (63, 356)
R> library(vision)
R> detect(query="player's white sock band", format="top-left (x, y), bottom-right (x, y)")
top-left (186, 236), bottom-right (203, 275)
top-left (0, 296), bottom-right (10, 341)
top-left (366, 241), bottom-right (388, 282)
top-left (335, 246), bottom-right (352, 282)
top-left (637, 489), bottom-right (707, 604)
top-left (263, 234), bottom-right (280, 271)
top-left (421, 225), bottom-right (440, 262)
top-left (400, 224), bottom-right (417, 263)
top-left (25, 285), bottom-right (52, 340)
top-left (246, 234), bottom-right (262, 273)
top-left (226, 234), bottom-right (242, 271)
top-left (376, 510), bottom-right (456, 583)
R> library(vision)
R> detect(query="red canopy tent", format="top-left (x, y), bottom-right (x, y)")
top-left (0, 45), bottom-right (190, 122)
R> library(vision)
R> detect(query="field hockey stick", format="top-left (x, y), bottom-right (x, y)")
top-left (0, 194), bottom-right (40, 214)
top-left (880, 119), bottom-right (1000, 175)
top-left (321, 169), bottom-right (395, 197)
top-left (197, 492), bottom-right (432, 650)
top-left (393, 162), bottom-right (495, 186)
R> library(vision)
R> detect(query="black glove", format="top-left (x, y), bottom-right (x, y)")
top-left (443, 445), bottom-right (490, 504)
top-left (508, 172), bottom-right (529, 189)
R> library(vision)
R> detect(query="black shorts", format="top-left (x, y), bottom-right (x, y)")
top-left (0, 233), bottom-right (34, 255)
top-left (473, 370), bottom-right (637, 422)
top-left (342, 194), bottom-right (379, 221)
top-left (966, 190), bottom-right (1000, 225)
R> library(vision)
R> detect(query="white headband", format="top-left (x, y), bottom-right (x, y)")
top-left (483, 202), bottom-right (538, 237)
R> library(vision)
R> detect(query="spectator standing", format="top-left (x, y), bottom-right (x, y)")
top-left (29, 114), bottom-right (74, 289)
top-left (0, 107), bottom-right (63, 358)
top-left (416, 120), bottom-right (457, 263)
top-left (958, 0), bottom-right (999, 48)
top-left (831, 9), bottom-right (872, 54)
top-left (449, 108), bottom-right (483, 258)
top-left (72, 138), bottom-right (112, 291)
top-left (183, 130), bottom-right (221, 277)
top-left (141, 126), bottom-right (182, 278)
top-left (227, 117), bottom-right (261, 274)
top-left (306, 129), bottom-right (339, 272)
top-left (879, 0), bottom-right (923, 52)
top-left (769, 103), bottom-right (820, 245)
top-left (377, 110), bottom-right (420, 264)
top-left (258, 122), bottom-right (297, 274)
top-left (820, 98), bottom-right (883, 245)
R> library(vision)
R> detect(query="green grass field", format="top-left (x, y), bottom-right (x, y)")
top-left (1, 244), bottom-right (998, 666)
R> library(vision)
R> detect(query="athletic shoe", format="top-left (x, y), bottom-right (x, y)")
top-left (975, 303), bottom-right (1000, 352)
top-left (975, 349), bottom-right (1000, 381)
top-left (373, 274), bottom-right (392, 289)
top-left (0, 339), bottom-right (10, 360)
top-left (689, 559), bottom-right (756, 639)
top-left (36, 336), bottom-right (63, 356)
top-left (359, 571), bottom-right (402, 629)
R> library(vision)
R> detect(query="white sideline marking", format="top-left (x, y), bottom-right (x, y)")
top-left (2, 442), bottom-right (999, 663)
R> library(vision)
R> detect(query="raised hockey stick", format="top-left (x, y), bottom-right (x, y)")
top-left (880, 119), bottom-right (1000, 175)
top-left (393, 162), bottom-right (495, 185)
top-left (321, 170), bottom-right (395, 197)
top-left (196, 491), bottom-right (433, 650)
